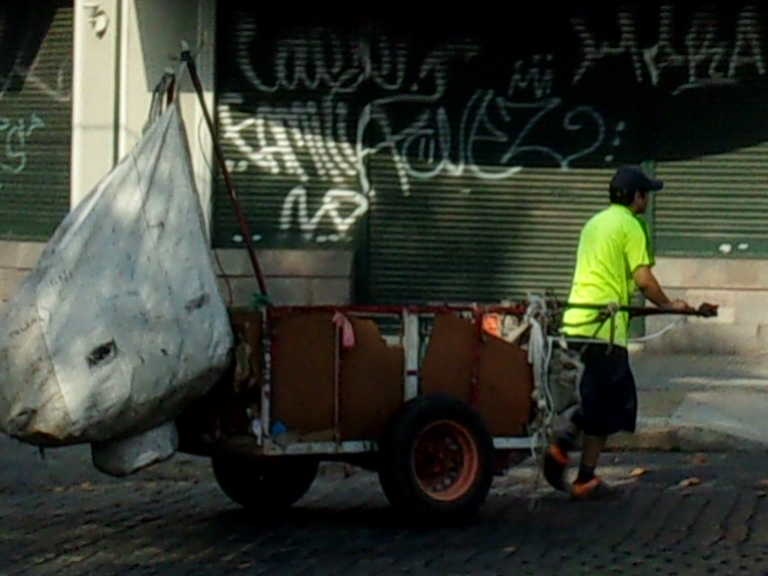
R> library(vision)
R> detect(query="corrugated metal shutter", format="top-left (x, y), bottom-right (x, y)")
top-left (650, 4), bottom-right (768, 258)
top-left (0, 1), bottom-right (72, 240)
top-left (214, 9), bottom-right (366, 248)
top-left (214, 6), bottom-right (646, 304)
top-left (366, 166), bottom-right (612, 303)
top-left (359, 24), bottom-right (619, 304)
top-left (655, 145), bottom-right (768, 258)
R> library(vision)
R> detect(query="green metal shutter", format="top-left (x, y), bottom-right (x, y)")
top-left (366, 166), bottom-right (613, 304)
top-left (654, 145), bottom-right (768, 258)
top-left (650, 4), bottom-right (768, 259)
top-left (214, 7), bottom-right (642, 305)
top-left (0, 1), bottom-right (72, 240)
top-left (359, 25), bottom-right (618, 305)
top-left (214, 9), bottom-right (365, 249)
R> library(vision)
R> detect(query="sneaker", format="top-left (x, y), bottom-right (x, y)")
top-left (542, 443), bottom-right (570, 491)
top-left (570, 476), bottom-right (619, 501)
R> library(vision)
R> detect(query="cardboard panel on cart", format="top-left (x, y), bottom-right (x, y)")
top-left (339, 317), bottom-right (404, 441)
top-left (271, 311), bottom-right (336, 436)
top-left (422, 313), bottom-right (533, 436)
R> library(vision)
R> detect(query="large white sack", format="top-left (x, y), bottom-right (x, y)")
top-left (91, 422), bottom-right (179, 477)
top-left (0, 101), bottom-right (233, 445)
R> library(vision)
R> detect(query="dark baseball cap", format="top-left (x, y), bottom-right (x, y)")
top-left (610, 165), bottom-right (664, 192)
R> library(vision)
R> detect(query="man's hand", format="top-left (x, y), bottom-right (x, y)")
top-left (697, 302), bottom-right (719, 317)
top-left (663, 299), bottom-right (694, 312)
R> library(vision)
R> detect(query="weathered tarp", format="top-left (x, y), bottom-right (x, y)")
top-left (0, 101), bottom-right (233, 446)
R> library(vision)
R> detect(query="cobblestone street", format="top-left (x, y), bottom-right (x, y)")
top-left (2, 437), bottom-right (768, 575)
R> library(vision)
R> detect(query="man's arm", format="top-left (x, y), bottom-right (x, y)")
top-left (633, 265), bottom-right (691, 311)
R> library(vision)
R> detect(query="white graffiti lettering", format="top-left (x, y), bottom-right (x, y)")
top-left (220, 100), bottom-right (358, 184)
top-left (572, 11), bottom-right (644, 85)
top-left (507, 54), bottom-right (555, 99)
top-left (573, 4), bottom-right (766, 91)
top-left (227, 22), bottom-right (613, 242)
top-left (1, 56), bottom-right (72, 103)
top-left (234, 15), bottom-right (479, 96)
top-left (221, 92), bottom-right (605, 205)
top-left (237, 28), bottom-right (364, 94)
top-left (279, 186), bottom-right (369, 241)
top-left (356, 93), bottom-right (604, 196)
top-left (23, 58), bottom-right (72, 103)
top-left (729, 5), bottom-right (765, 77)
top-left (0, 113), bottom-right (45, 175)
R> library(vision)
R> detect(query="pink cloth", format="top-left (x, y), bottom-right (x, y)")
top-left (332, 312), bottom-right (356, 348)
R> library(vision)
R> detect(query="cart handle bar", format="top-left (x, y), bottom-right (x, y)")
top-left (562, 302), bottom-right (718, 318)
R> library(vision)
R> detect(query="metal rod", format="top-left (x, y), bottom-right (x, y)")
top-left (180, 48), bottom-right (269, 298)
top-left (260, 307), bottom-right (272, 442)
top-left (563, 302), bottom-right (717, 318)
top-left (166, 74), bottom-right (175, 106)
top-left (267, 304), bottom-right (527, 317)
top-left (333, 323), bottom-right (340, 443)
top-left (469, 310), bottom-right (483, 407)
top-left (403, 311), bottom-right (419, 401)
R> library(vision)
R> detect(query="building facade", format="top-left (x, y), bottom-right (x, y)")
top-left (2, 1), bottom-right (768, 353)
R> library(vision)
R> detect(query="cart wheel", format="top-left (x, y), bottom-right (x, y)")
top-left (378, 394), bottom-right (494, 521)
top-left (212, 454), bottom-right (318, 513)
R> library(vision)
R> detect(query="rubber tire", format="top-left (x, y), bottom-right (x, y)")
top-left (377, 394), bottom-right (495, 521)
top-left (212, 454), bottom-right (318, 513)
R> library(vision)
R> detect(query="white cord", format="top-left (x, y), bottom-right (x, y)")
top-left (553, 316), bottom-right (687, 346)
top-left (629, 317), bottom-right (687, 343)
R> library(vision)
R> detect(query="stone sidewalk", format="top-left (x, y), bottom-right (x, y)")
top-left (612, 352), bottom-right (768, 452)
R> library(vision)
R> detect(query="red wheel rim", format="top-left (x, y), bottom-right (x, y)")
top-left (412, 420), bottom-right (480, 502)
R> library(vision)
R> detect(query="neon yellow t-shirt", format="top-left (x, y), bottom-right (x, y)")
top-left (562, 204), bottom-right (653, 346)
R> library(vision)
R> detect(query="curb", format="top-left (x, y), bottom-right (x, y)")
top-left (608, 418), bottom-right (768, 453)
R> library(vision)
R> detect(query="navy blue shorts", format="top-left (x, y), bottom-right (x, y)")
top-left (569, 341), bottom-right (638, 436)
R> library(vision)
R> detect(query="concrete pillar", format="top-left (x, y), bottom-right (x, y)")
top-left (70, 0), bottom-right (120, 207)
top-left (117, 0), bottom-right (216, 233)
top-left (71, 0), bottom-right (216, 232)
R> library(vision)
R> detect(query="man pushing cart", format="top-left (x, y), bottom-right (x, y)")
top-left (542, 165), bottom-right (718, 500)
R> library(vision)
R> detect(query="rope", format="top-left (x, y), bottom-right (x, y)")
top-left (629, 317), bottom-right (687, 343)
top-left (555, 316), bottom-right (688, 346)
top-left (523, 295), bottom-right (556, 510)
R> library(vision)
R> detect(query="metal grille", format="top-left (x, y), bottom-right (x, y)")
top-left (655, 143), bottom-right (768, 257)
top-left (0, 1), bottom-right (72, 240)
top-left (366, 164), bottom-right (612, 303)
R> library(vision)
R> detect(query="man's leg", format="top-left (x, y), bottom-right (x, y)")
top-left (575, 434), bottom-right (605, 483)
top-left (544, 427), bottom-right (605, 493)
top-left (544, 342), bottom-right (633, 499)
top-left (567, 343), bottom-right (630, 499)
top-left (571, 434), bottom-right (620, 499)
